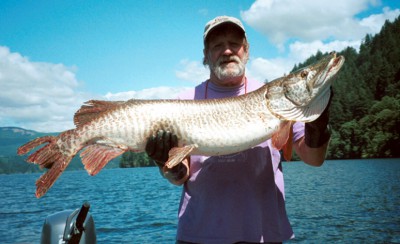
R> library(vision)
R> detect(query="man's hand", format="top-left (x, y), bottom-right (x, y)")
top-left (145, 130), bottom-right (178, 167)
top-left (145, 130), bottom-right (190, 185)
top-left (305, 88), bottom-right (333, 148)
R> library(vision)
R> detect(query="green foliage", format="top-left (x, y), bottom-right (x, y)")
top-left (359, 97), bottom-right (400, 158)
top-left (120, 151), bottom-right (156, 168)
top-left (294, 16), bottom-right (400, 159)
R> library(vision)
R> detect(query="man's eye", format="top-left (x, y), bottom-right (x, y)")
top-left (211, 44), bottom-right (223, 50)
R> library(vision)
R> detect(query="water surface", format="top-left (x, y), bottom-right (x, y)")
top-left (0, 159), bottom-right (399, 243)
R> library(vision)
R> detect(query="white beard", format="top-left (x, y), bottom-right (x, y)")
top-left (210, 55), bottom-right (246, 80)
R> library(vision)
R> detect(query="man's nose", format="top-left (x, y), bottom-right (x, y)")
top-left (222, 44), bottom-right (234, 55)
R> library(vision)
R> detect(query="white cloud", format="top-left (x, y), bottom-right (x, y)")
top-left (246, 57), bottom-right (290, 83)
top-left (198, 8), bottom-right (209, 16)
top-left (175, 59), bottom-right (209, 83)
top-left (288, 40), bottom-right (361, 62)
top-left (241, 0), bottom-right (398, 49)
top-left (104, 86), bottom-right (191, 100)
top-left (0, 46), bottom-right (196, 132)
top-left (245, 39), bottom-right (360, 83)
top-left (0, 46), bottom-right (89, 132)
top-left (359, 6), bottom-right (400, 32)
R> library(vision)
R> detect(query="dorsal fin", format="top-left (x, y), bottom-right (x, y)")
top-left (74, 100), bottom-right (125, 127)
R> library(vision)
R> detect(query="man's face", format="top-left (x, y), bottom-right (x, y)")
top-left (205, 27), bottom-right (248, 84)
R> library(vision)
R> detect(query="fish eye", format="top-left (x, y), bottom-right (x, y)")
top-left (300, 70), bottom-right (308, 78)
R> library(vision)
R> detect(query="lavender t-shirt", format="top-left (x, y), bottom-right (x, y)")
top-left (176, 78), bottom-right (304, 243)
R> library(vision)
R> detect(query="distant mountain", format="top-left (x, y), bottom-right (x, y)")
top-left (0, 127), bottom-right (54, 156)
top-left (0, 127), bottom-right (119, 174)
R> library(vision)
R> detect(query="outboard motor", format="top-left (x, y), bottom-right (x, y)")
top-left (41, 201), bottom-right (96, 244)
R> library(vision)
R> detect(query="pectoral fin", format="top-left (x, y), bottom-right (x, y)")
top-left (272, 121), bottom-right (294, 161)
top-left (165, 145), bottom-right (195, 169)
top-left (282, 126), bottom-right (293, 161)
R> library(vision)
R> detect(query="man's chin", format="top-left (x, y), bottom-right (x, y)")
top-left (215, 70), bottom-right (243, 80)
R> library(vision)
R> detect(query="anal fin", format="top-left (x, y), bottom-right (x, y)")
top-left (81, 144), bottom-right (126, 175)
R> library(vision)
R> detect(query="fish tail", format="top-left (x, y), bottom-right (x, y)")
top-left (18, 136), bottom-right (59, 168)
top-left (17, 131), bottom-right (76, 198)
top-left (17, 136), bottom-right (54, 156)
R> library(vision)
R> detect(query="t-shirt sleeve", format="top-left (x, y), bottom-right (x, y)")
top-left (292, 121), bottom-right (305, 142)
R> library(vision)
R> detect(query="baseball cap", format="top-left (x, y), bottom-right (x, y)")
top-left (203, 16), bottom-right (246, 43)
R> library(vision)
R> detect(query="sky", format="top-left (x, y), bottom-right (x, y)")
top-left (0, 0), bottom-right (399, 132)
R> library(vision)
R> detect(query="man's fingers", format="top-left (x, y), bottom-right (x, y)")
top-left (145, 134), bottom-right (157, 156)
top-left (162, 131), bottom-right (171, 162)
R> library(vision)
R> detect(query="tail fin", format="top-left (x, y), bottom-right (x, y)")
top-left (18, 134), bottom-right (74, 198)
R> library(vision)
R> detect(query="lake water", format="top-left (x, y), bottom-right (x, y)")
top-left (1, 159), bottom-right (399, 243)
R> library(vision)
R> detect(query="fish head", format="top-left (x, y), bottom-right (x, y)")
top-left (266, 52), bottom-right (345, 122)
top-left (284, 52), bottom-right (345, 106)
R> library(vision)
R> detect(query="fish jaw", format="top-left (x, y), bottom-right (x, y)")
top-left (284, 52), bottom-right (344, 107)
top-left (308, 52), bottom-right (345, 103)
top-left (312, 52), bottom-right (345, 88)
top-left (266, 52), bottom-right (345, 122)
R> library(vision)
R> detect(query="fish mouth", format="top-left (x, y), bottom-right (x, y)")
top-left (328, 53), bottom-right (345, 75)
top-left (266, 52), bottom-right (345, 122)
top-left (311, 52), bottom-right (345, 89)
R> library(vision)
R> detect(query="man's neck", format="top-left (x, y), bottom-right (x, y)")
top-left (209, 74), bottom-right (246, 88)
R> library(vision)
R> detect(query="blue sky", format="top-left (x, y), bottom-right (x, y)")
top-left (0, 0), bottom-right (399, 132)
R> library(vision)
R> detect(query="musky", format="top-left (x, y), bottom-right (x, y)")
top-left (1, 0), bottom-right (399, 132)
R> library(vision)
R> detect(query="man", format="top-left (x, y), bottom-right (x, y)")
top-left (146, 16), bottom-right (331, 244)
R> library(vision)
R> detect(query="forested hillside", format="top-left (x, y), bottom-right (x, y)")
top-left (0, 127), bottom-right (49, 174)
top-left (292, 17), bottom-right (400, 159)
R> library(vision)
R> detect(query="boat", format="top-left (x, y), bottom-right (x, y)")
top-left (40, 201), bottom-right (96, 244)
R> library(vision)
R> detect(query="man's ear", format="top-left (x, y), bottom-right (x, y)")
top-left (203, 48), bottom-right (208, 65)
top-left (243, 42), bottom-right (250, 64)
top-left (244, 50), bottom-right (249, 64)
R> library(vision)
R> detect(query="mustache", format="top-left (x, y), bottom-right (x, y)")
top-left (216, 55), bottom-right (242, 66)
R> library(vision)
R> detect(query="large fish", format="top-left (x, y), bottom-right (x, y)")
top-left (18, 52), bottom-right (344, 198)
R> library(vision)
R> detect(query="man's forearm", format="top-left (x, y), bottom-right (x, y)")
top-left (294, 137), bottom-right (330, 166)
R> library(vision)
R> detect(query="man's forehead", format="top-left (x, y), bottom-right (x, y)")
top-left (206, 24), bottom-right (245, 43)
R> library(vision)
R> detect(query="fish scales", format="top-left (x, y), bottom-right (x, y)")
top-left (73, 97), bottom-right (273, 155)
top-left (18, 52), bottom-right (345, 197)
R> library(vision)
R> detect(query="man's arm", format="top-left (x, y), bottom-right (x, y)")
top-left (293, 136), bottom-right (330, 166)
top-left (294, 89), bottom-right (333, 166)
